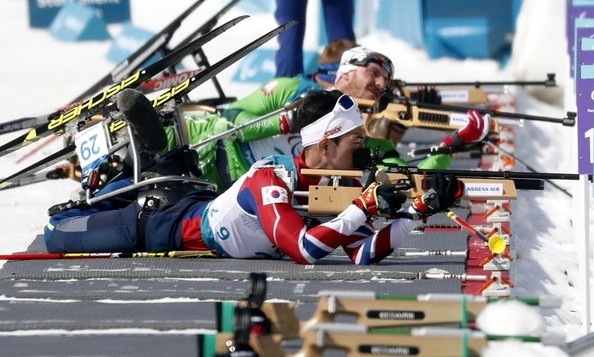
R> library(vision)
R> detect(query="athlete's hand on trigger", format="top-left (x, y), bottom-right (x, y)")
top-left (354, 182), bottom-right (407, 217)
top-left (411, 173), bottom-right (464, 217)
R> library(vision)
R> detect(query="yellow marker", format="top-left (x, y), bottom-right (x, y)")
top-left (488, 235), bottom-right (507, 254)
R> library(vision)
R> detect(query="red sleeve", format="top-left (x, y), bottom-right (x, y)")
top-left (240, 167), bottom-right (369, 264)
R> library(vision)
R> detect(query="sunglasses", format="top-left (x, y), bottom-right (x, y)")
top-left (334, 94), bottom-right (356, 112)
top-left (320, 95), bottom-right (359, 137)
top-left (349, 53), bottom-right (394, 79)
top-left (316, 62), bottom-right (339, 83)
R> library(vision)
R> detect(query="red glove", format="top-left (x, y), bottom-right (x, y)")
top-left (279, 110), bottom-right (298, 134)
top-left (444, 110), bottom-right (491, 146)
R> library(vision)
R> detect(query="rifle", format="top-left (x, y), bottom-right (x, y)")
top-left (358, 97), bottom-right (574, 141)
top-left (296, 167), bottom-right (526, 216)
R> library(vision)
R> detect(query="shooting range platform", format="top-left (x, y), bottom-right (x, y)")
top-left (0, 129), bottom-right (520, 356)
top-left (0, 220), bottom-right (469, 356)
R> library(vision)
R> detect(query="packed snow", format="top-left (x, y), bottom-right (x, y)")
top-left (0, 0), bottom-right (591, 356)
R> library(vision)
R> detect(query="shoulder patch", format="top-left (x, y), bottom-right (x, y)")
top-left (261, 185), bottom-right (288, 205)
top-left (261, 80), bottom-right (279, 96)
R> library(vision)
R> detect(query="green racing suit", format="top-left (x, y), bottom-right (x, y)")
top-left (164, 77), bottom-right (452, 192)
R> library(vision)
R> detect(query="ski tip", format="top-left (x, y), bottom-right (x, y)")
top-left (282, 20), bottom-right (299, 30)
top-left (224, 14), bottom-right (249, 27)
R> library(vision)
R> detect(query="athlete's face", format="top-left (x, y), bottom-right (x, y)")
top-left (324, 126), bottom-right (366, 170)
top-left (335, 63), bottom-right (389, 100)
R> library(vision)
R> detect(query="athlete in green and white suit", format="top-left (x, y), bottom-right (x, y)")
top-left (162, 47), bottom-right (485, 192)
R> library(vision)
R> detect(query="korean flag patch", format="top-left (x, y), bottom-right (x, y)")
top-left (262, 185), bottom-right (289, 205)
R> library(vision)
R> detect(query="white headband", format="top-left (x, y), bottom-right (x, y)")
top-left (300, 94), bottom-right (364, 147)
top-left (335, 46), bottom-right (393, 83)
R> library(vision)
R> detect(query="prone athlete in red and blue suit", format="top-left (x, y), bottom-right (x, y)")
top-left (44, 89), bottom-right (463, 265)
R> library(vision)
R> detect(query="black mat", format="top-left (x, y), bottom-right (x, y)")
top-left (0, 335), bottom-right (206, 357)
top-left (0, 205), bottom-right (472, 354)
top-left (0, 229), bottom-right (467, 282)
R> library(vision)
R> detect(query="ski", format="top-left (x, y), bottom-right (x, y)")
top-left (145, 21), bottom-right (296, 110)
top-left (0, 114), bottom-right (52, 135)
top-left (0, 0), bottom-right (208, 136)
top-left (0, 21), bottom-right (297, 186)
top-left (138, 69), bottom-right (203, 93)
top-left (0, 144), bottom-right (77, 185)
top-left (0, 167), bottom-right (68, 191)
top-left (0, 15), bottom-right (248, 159)
top-left (71, 0), bottom-right (208, 103)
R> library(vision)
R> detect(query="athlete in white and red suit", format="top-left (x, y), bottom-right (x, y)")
top-left (200, 90), bottom-right (418, 264)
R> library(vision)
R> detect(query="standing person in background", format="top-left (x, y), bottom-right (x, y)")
top-left (274, 0), bottom-right (356, 77)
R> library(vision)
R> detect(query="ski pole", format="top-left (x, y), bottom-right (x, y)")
top-left (407, 142), bottom-right (484, 157)
top-left (0, 250), bottom-right (218, 260)
top-left (445, 209), bottom-right (507, 254)
top-left (485, 141), bottom-right (573, 198)
top-left (190, 97), bottom-right (304, 149)
top-left (14, 134), bottom-right (61, 164)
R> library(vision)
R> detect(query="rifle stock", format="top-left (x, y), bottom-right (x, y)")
top-left (295, 325), bottom-right (488, 357)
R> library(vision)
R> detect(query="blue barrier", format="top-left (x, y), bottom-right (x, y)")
top-left (106, 22), bottom-right (160, 64)
top-left (49, 2), bottom-right (110, 42)
top-left (422, 0), bottom-right (514, 60)
top-left (375, 0), bottom-right (424, 48)
top-left (232, 48), bottom-right (318, 84)
top-left (28, 0), bottom-right (130, 28)
top-left (424, 17), bottom-right (489, 59)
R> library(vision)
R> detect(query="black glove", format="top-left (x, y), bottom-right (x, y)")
top-left (412, 173), bottom-right (464, 216)
top-left (354, 182), bottom-right (407, 217)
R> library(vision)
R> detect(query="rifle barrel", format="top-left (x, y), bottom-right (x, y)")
top-left (393, 73), bottom-right (556, 88)
top-left (411, 100), bottom-right (575, 126)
